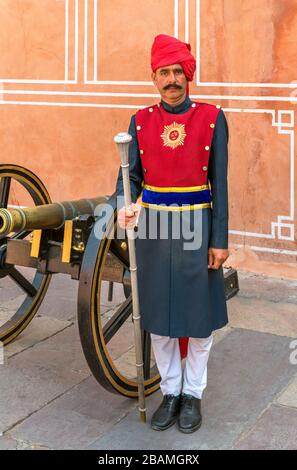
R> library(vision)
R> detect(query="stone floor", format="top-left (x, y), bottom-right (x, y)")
top-left (0, 271), bottom-right (297, 450)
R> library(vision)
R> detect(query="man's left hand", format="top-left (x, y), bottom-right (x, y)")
top-left (208, 248), bottom-right (229, 270)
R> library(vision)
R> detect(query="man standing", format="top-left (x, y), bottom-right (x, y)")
top-left (116, 34), bottom-right (229, 433)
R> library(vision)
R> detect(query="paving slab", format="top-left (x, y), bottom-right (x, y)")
top-left (0, 273), bottom-right (77, 327)
top-left (236, 272), bottom-right (297, 304)
top-left (0, 325), bottom-right (91, 434)
top-left (87, 329), bottom-right (296, 450)
top-left (212, 324), bottom-right (232, 345)
top-left (100, 280), bottom-right (127, 308)
top-left (4, 316), bottom-right (72, 359)
top-left (228, 296), bottom-right (297, 337)
top-left (25, 444), bottom-right (50, 450)
top-left (33, 274), bottom-right (78, 322)
top-left (8, 376), bottom-right (136, 450)
top-left (0, 267), bottom-right (34, 304)
top-left (234, 405), bottom-right (297, 449)
top-left (1, 271), bottom-right (296, 450)
top-left (105, 318), bottom-right (135, 361)
top-left (39, 275), bottom-right (121, 320)
top-left (0, 295), bottom-right (27, 329)
top-left (276, 375), bottom-right (297, 408)
top-left (0, 435), bottom-right (20, 450)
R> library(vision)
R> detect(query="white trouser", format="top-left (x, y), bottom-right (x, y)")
top-left (150, 333), bottom-right (213, 399)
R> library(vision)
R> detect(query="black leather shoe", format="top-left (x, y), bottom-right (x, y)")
top-left (178, 394), bottom-right (202, 433)
top-left (151, 394), bottom-right (181, 431)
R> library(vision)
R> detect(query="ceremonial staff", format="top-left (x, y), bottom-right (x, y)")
top-left (114, 132), bottom-right (146, 423)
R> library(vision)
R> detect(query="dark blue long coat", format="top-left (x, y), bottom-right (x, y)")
top-left (116, 96), bottom-right (229, 338)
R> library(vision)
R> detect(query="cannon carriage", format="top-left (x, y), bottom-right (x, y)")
top-left (0, 164), bottom-right (239, 398)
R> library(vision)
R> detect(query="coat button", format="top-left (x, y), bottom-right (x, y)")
top-left (143, 168), bottom-right (147, 173)
top-left (149, 108), bottom-right (154, 112)
top-left (202, 166), bottom-right (208, 171)
top-left (136, 125), bottom-right (141, 130)
top-left (210, 123), bottom-right (215, 128)
top-left (140, 150), bottom-right (144, 155)
top-left (216, 104), bottom-right (221, 109)
top-left (205, 145), bottom-right (210, 151)
top-left (191, 103), bottom-right (196, 107)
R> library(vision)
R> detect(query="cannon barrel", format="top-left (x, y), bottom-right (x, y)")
top-left (0, 196), bottom-right (108, 235)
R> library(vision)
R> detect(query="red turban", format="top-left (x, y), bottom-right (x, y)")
top-left (151, 34), bottom-right (196, 82)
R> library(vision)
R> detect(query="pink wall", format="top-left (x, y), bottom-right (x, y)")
top-left (0, 0), bottom-right (296, 278)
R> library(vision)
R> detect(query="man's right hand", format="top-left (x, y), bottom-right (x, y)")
top-left (117, 203), bottom-right (141, 230)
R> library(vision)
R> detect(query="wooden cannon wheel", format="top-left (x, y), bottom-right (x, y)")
top-left (0, 164), bottom-right (52, 345)
top-left (78, 198), bottom-right (161, 398)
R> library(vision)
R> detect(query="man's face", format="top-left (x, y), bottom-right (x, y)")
top-left (152, 64), bottom-right (187, 103)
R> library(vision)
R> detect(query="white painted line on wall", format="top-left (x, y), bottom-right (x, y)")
top-left (0, 0), bottom-right (78, 84)
top-left (174, 0), bottom-right (179, 38)
top-left (185, 0), bottom-right (189, 43)
top-left (84, 0), bottom-right (88, 83)
top-left (94, 0), bottom-right (98, 82)
top-left (75, 0), bottom-right (79, 83)
top-left (2, 90), bottom-right (297, 103)
top-left (0, 100), bottom-right (145, 109)
top-left (195, 0), bottom-right (297, 88)
top-left (65, 0), bottom-right (69, 81)
top-left (195, 0), bottom-right (200, 83)
top-left (234, 244), bottom-right (297, 256)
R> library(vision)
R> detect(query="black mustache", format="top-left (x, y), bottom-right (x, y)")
top-left (163, 84), bottom-right (183, 90)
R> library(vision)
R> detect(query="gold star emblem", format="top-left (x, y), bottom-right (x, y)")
top-left (161, 122), bottom-right (187, 149)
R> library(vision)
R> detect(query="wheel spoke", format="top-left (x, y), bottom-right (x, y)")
top-left (142, 331), bottom-right (152, 380)
top-left (0, 177), bottom-right (11, 208)
top-left (8, 267), bottom-right (38, 297)
top-left (103, 295), bottom-right (132, 343)
top-left (107, 281), bottom-right (114, 301)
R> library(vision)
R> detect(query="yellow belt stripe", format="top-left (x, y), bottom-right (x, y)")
top-left (141, 202), bottom-right (211, 211)
top-left (143, 184), bottom-right (209, 193)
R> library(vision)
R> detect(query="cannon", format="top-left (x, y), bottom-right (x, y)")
top-left (0, 164), bottom-right (239, 398)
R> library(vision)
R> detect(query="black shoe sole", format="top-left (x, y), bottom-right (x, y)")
top-left (151, 417), bottom-right (178, 431)
top-left (178, 419), bottom-right (202, 434)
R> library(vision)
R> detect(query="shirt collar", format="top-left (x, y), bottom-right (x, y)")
top-left (161, 95), bottom-right (192, 114)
